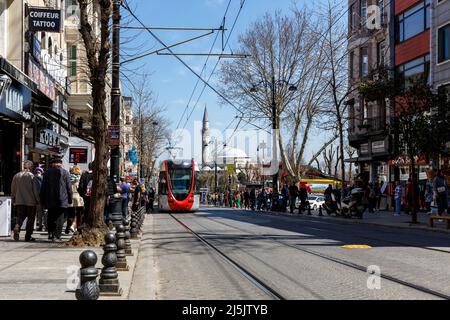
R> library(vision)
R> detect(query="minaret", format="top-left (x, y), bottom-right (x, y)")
top-left (202, 106), bottom-right (211, 166)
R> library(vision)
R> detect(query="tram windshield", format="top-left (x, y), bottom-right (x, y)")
top-left (168, 168), bottom-right (193, 200)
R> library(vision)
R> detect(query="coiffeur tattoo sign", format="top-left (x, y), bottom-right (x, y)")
top-left (28, 7), bottom-right (61, 33)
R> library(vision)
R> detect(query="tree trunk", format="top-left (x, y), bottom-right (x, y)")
top-left (87, 84), bottom-right (108, 229)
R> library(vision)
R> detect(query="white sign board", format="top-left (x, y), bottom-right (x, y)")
top-left (0, 197), bottom-right (11, 237)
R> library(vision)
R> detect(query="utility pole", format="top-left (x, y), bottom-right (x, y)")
top-left (110, 0), bottom-right (121, 182)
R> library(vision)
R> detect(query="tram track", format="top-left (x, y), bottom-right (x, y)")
top-left (231, 210), bottom-right (450, 255)
top-left (168, 213), bottom-right (286, 300)
top-left (186, 212), bottom-right (450, 300)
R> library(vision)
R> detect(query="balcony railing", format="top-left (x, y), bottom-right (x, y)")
top-left (358, 116), bottom-right (387, 131)
top-left (349, 116), bottom-right (387, 136)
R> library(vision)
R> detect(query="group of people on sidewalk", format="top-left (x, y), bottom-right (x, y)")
top-left (394, 170), bottom-right (449, 217)
top-left (11, 158), bottom-right (83, 242)
top-left (10, 158), bottom-right (156, 243)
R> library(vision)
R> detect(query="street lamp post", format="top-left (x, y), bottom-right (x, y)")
top-left (250, 76), bottom-right (297, 198)
top-left (110, 0), bottom-right (122, 183)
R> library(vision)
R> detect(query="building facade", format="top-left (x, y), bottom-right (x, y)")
top-left (347, 0), bottom-right (450, 205)
top-left (347, 0), bottom-right (393, 185)
top-left (0, 0), bottom-right (71, 194)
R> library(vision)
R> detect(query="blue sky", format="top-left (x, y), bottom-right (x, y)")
top-left (121, 0), bottom-right (343, 162)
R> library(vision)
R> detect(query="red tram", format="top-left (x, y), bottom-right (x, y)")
top-left (158, 159), bottom-right (200, 212)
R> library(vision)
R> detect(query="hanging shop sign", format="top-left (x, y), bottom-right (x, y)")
top-left (28, 7), bottom-right (61, 33)
top-left (28, 58), bottom-right (56, 100)
top-left (0, 81), bottom-right (32, 121)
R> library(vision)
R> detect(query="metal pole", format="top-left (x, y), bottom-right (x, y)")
top-left (271, 76), bottom-right (278, 194)
top-left (110, 0), bottom-right (121, 182)
top-left (110, 0), bottom-right (123, 228)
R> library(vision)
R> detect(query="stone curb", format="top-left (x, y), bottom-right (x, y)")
top-left (128, 214), bottom-right (156, 300)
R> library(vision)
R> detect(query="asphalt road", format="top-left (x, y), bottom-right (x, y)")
top-left (153, 207), bottom-right (450, 300)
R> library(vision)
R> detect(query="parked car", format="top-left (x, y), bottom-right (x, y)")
top-left (296, 195), bottom-right (325, 210)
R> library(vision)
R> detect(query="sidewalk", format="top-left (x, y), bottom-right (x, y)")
top-left (0, 217), bottom-right (152, 300)
top-left (260, 208), bottom-right (450, 234)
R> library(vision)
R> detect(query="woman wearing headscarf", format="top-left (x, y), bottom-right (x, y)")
top-left (66, 165), bottom-right (84, 233)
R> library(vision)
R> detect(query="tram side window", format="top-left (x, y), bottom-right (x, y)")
top-left (159, 172), bottom-right (168, 195)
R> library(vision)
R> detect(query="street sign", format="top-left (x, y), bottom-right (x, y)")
top-left (227, 164), bottom-right (234, 173)
top-left (28, 7), bottom-right (62, 33)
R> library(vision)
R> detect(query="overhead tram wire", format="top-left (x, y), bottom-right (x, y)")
top-left (175, 0), bottom-right (233, 131)
top-left (180, 0), bottom-right (247, 132)
top-left (121, 0), bottom-right (262, 132)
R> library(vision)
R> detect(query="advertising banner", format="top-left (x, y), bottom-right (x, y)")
top-left (108, 126), bottom-right (120, 146)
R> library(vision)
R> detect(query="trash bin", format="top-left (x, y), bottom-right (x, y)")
top-left (0, 197), bottom-right (12, 237)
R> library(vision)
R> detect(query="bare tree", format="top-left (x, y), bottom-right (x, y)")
top-left (130, 75), bottom-right (171, 183)
top-left (218, 8), bottom-right (330, 178)
top-left (345, 144), bottom-right (357, 181)
top-left (319, 1), bottom-right (353, 188)
top-left (73, 0), bottom-right (112, 244)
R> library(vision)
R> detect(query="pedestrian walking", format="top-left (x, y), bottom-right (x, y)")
top-left (78, 162), bottom-right (93, 217)
top-left (374, 181), bottom-right (382, 212)
top-left (288, 181), bottom-right (299, 214)
top-left (40, 157), bottom-right (72, 242)
top-left (243, 189), bottom-right (250, 210)
top-left (66, 165), bottom-right (84, 233)
top-left (147, 187), bottom-right (155, 212)
top-left (424, 185), bottom-right (433, 214)
top-left (250, 188), bottom-right (256, 210)
top-left (394, 181), bottom-right (402, 217)
top-left (119, 177), bottom-right (130, 217)
top-left (34, 166), bottom-right (46, 232)
top-left (11, 160), bottom-right (40, 242)
top-left (367, 183), bottom-right (376, 213)
top-left (131, 180), bottom-right (142, 211)
top-left (298, 182), bottom-right (308, 214)
top-left (433, 170), bottom-right (448, 215)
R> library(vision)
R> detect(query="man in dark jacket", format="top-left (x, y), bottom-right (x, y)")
top-left (40, 158), bottom-right (72, 242)
top-left (78, 162), bottom-right (93, 217)
top-left (288, 182), bottom-right (299, 214)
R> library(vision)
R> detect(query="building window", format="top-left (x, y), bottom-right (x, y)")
top-left (350, 3), bottom-right (356, 32)
top-left (360, 47), bottom-right (368, 77)
top-left (360, 0), bottom-right (367, 28)
top-left (68, 45), bottom-right (77, 77)
top-left (377, 40), bottom-right (386, 66)
top-left (66, 0), bottom-right (77, 17)
top-left (438, 23), bottom-right (450, 63)
top-left (349, 51), bottom-right (354, 79)
top-left (397, 55), bottom-right (430, 88)
top-left (396, 0), bottom-right (430, 43)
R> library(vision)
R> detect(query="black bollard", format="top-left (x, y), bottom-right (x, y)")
top-left (99, 233), bottom-right (122, 296)
top-left (110, 198), bottom-right (123, 230)
top-left (123, 217), bottom-right (133, 256)
top-left (130, 211), bottom-right (139, 240)
top-left (307, 204), bottom-right (312, 216)
top-left (319, 205), bottom-right (324, 216)
top-left (75, 250), bottom-right (100, 300)
top-left (115, 224), bottom-right (129, 271)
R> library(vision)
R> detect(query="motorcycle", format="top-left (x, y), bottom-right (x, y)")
top-left (334, 188), bottom-right (367, 219)
top-left (322, 188), bottom-right (366, 219)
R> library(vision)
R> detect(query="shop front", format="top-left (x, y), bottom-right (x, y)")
top-left (0, 59), bottom-right (33, 196)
